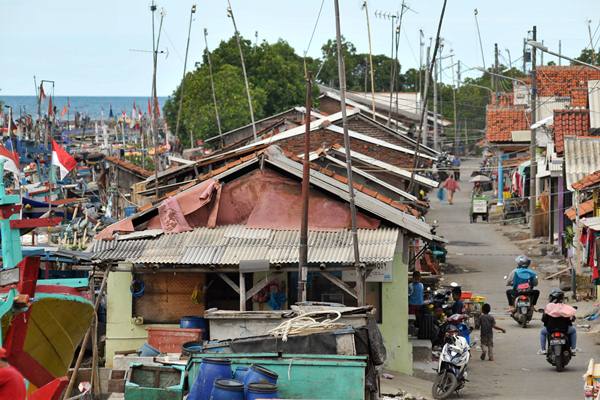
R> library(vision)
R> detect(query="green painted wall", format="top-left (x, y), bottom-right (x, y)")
top-left (105, 265), bottom-right (177, 367)
top-left (380, 231), bottom-right (412, 374)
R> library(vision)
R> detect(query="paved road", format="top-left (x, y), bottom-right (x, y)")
top-left (426, 158), bottom-right (593, 399)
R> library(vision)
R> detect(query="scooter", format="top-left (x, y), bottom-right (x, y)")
top-left (546, 331), bottom-right (572, 372)
top-left (432, 314), bottom-right (472, 350)
top-left (511, 282), bottom-right (534, 327)
top-left (432, 330), bottom-right (472, 399)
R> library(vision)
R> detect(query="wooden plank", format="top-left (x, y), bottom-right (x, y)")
top-left (218, 273), bottom-right (240, 294)
top-left (245, 273), bottom-right (282, 301)
top-left (10, 217), bottom-right (62, 229)
top-left (239, 272), bottom-right (246, 311)
top-left (320, 271), bottom-right (358, 300)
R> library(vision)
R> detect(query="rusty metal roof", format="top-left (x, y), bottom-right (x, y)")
top-left (88, 225), bottom-right (399, 265)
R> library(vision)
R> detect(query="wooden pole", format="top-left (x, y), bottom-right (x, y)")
top-left (63, 269), bottom-right (110, 399)
top-left (363, 1), bottom-right (376, 119)
top-left (334, 0), bottom-right (364, 305)
top-left (204, 28), bottom-right (224, 148)
top-left (299, 73), bottom-right (312, 303)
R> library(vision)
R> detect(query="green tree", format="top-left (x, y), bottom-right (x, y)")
top-left (575, 48), bottom-right (599, 65)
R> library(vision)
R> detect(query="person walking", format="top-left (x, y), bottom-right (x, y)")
top-left (442, 175), bottom-right (460, 205)
top-left (452, 156), bottom-right (461, 180)
top-left (479, 303), bottom-right (505, 361)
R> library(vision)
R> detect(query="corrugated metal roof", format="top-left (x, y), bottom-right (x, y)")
top-left (88, 225), bottom-right (399, 266)
top-left (589, 80), bottom-right (600, 129)
top-left (564, 136), bottom-right (600, 191)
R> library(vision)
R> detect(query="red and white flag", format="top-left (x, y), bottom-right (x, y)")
top-left (51, 139), bottom-right (76, 179)
top-left (0, 144), bottom-right (20, 177)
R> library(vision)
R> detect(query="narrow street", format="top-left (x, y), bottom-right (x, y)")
top-left (427, 158), bottom-right (594, 399)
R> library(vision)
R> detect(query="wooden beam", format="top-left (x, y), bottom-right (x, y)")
top-left (320, 271), bottom-right (358, 300)
top-left (239, 272), bottom-right (246, 311)
top-left (218, 273), bottom-right (240, 294)
top-left (245, 273), bottom-right (282, 301)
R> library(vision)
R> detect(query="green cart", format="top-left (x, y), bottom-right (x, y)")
top-left (470, 194), bottom-right (489, 223)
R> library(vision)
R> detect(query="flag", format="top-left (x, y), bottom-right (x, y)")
top-left (0, 144), bottom-right (20, 177)
top-left (48, 96), bottom-right (54, 117)
top-left (147, 98), bottom-right (152, 116)
top-left (131, 101), bottom-right (137, 121)
top-left (51, 139), bottom-right (76, 179)
top-left (61, 105), bottom-right (68, 117)
top-left (39, 85), bottom-right (46, 101)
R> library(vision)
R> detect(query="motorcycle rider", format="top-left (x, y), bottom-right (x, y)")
top-left (538, 289), bottom-right (578, 355)
top-left (505, 255), bottom-right (539, 310)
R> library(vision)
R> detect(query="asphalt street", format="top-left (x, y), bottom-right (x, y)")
top-left (426, 158), bottom-right (594, 399)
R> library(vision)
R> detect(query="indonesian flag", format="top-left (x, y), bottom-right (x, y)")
top-left (147, 98), bottom-right (152, 116)
top-left (0, 144), bottom-right (20, 177)
top-left (51, 139), bottom-right (76, 179)
top-left (39, 85), bottom-right (46, 101)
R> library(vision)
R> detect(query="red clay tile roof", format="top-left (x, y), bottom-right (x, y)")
top-left (489, 92), bottom-right (514, 107)
top-left (565, 199), bottom-right (594, 220)
top-left (105, 156), bottom-right (153, 178)
top-left (571, 170), bottom-right (600, 191)
top-left (553, 109), bottom-right (591, 154)
top-left (486, 106), bottom-right (529, 143)
top-left (537, 66), bottom-right (600, 98)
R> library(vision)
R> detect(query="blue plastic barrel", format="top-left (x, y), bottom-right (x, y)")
top-left (138, 342), bottom-right (160, 357)
top-left (124, 206), bottom-right (137, 217)
top-left (188, 358), bottom-right (232, 400)
top-left (209, 379), bottom-right (244, 400)
top-left (243, 364), bottom-right (278, 396)
top-left (180, 316), bottom-right (209, 340)
top-left (247, 383), bottom-right (279, 400)
top-left (232, 366), bottom-right (249, 382)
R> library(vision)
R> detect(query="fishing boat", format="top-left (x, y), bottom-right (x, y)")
top-left (0, 160), bottom-right (94, 399)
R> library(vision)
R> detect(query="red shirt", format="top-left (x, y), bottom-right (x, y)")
top-left (0, 365), bottom-right (26, 400)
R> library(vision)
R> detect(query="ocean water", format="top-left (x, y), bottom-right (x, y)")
top-left (0, 96), bottom-right (168, 120)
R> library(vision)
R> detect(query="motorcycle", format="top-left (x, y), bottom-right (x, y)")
top-left (545, 330), bottom-right (572, 372)
top-left (432, 330), bottom-right (472, 399)
top-left (511, 282), bottom-right (534, 327)
top-left (432, 314), bottom-right (471, 350)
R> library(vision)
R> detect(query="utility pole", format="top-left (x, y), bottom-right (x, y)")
top-left (227, 0), bottom-right (257, 140)
top-left (422, 45), bottom-right (431, 146)
top-left (386, 13), bottom-right (398, 126)
top-left (299, 72), bottom-right (312, 303)
top-left (174, 4), bottom-right (196, 147)
top-left (474, 9), bottom-right (486, 69)
top-left (506, 48), bottom-right (512, 68)
top-left (150, 2), bottom-right (165, 200)
top-left (522, 38), bottom-right (527, 74)
top-left (204, 29), bottom-right (224, 148)
top-left (541, 40), bottom-right (544, 65)
top-left (418, 29), bottom-right (424, 111)
top-left (451, 55), bottom-right (458, 153)
top-left (363, 1), bottom-right (376, 118)
top-left (433, 53), bottom-right (439, 151)
top-left (529, 26), bottom-right (538, 239)
top-left (334, 0), bottom-right (363, 305)
top-left (457, 60), bottom-right (461, 88)
top-left (558, 40), bottom-right (562, 66)
top-left (494, 43), bottom-right (499, 97)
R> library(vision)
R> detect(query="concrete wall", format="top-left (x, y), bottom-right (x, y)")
top-left (380, 231), bottom-right (412, 374)
top-left (105, 264), bottom-right (177, 368)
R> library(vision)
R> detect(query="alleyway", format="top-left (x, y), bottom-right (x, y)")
top-left (427, 158), bottom-right (593, 399)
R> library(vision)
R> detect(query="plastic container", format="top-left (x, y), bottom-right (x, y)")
top-left (460, 291), bottom-right (473, 300)
top-left (209, 379), bottom-right (244, 400)
top-left (180, 316), bottom-right (209, 340)
top-left (146, 327), bottom-right (202, 353)
top-left (124, 206), bottom-right (137, 217)
top-left (138, 342), bottom-right (160, 357)
top-left (243, 364), bottom-right (278, 396)
top-left (182, 341), bottom-right (203, 356)
top-left (233, 366), bottom-right (248, 382)
top-left (188, 358), bottom-right (232, 400)
top-left (246, 383), bottom-right (279, 400)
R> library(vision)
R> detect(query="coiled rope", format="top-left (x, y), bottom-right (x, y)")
top-left (268, 310), bottom-right (346, 342)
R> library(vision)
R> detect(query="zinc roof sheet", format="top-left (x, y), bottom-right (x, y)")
top-left (588, 80), bottom-right (600, 129)
top-left (88, 225), bottom-right (399, 266)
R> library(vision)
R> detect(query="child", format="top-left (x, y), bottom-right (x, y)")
top-left (479, 303), bottom-right (506, 361)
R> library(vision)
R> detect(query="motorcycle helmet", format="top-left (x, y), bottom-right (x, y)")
top-left (445, 325), bottom-right (459, 344)
top-left (548, 288), bottom-right (564, 303)
top-left (515, 255), bottom-right (531, 268)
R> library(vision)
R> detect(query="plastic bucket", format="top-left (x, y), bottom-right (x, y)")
top-left (180, 316), bottom-right (209, 340)
top-left (246, 383), bottom-right (279, 400)
top-left (182, 341), bottom-right (203, 356)
top-left (209, 379), bottom-right (244, 400)
top-left (138, 342), bottom-right (160, 357)
top-left (188, 358), bottom-right (232, 400)
top-left (124, 206), bottom-right (137, 217)
top-left (243, 364), bottom-right (278, 396)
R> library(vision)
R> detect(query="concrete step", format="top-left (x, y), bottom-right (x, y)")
top-left (412, 360), bottom-right (438, 383)
top-left (411, 339), bottom-right (432, 362)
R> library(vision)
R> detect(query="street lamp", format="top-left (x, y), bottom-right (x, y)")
top-left (526, 40), bottom-right (600, 72)
top-left (475, 66), bottom-right (528, 87)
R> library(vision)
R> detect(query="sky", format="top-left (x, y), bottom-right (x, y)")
top-left (1, 0), bottom-right (599, 97)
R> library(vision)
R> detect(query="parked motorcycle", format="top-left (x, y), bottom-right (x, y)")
top-left (432, 326), bottom-right (472, 399)
top-left (511, 282), bottom-right (534, 327)
top-left (545, 330), bottom-right (572, 372)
